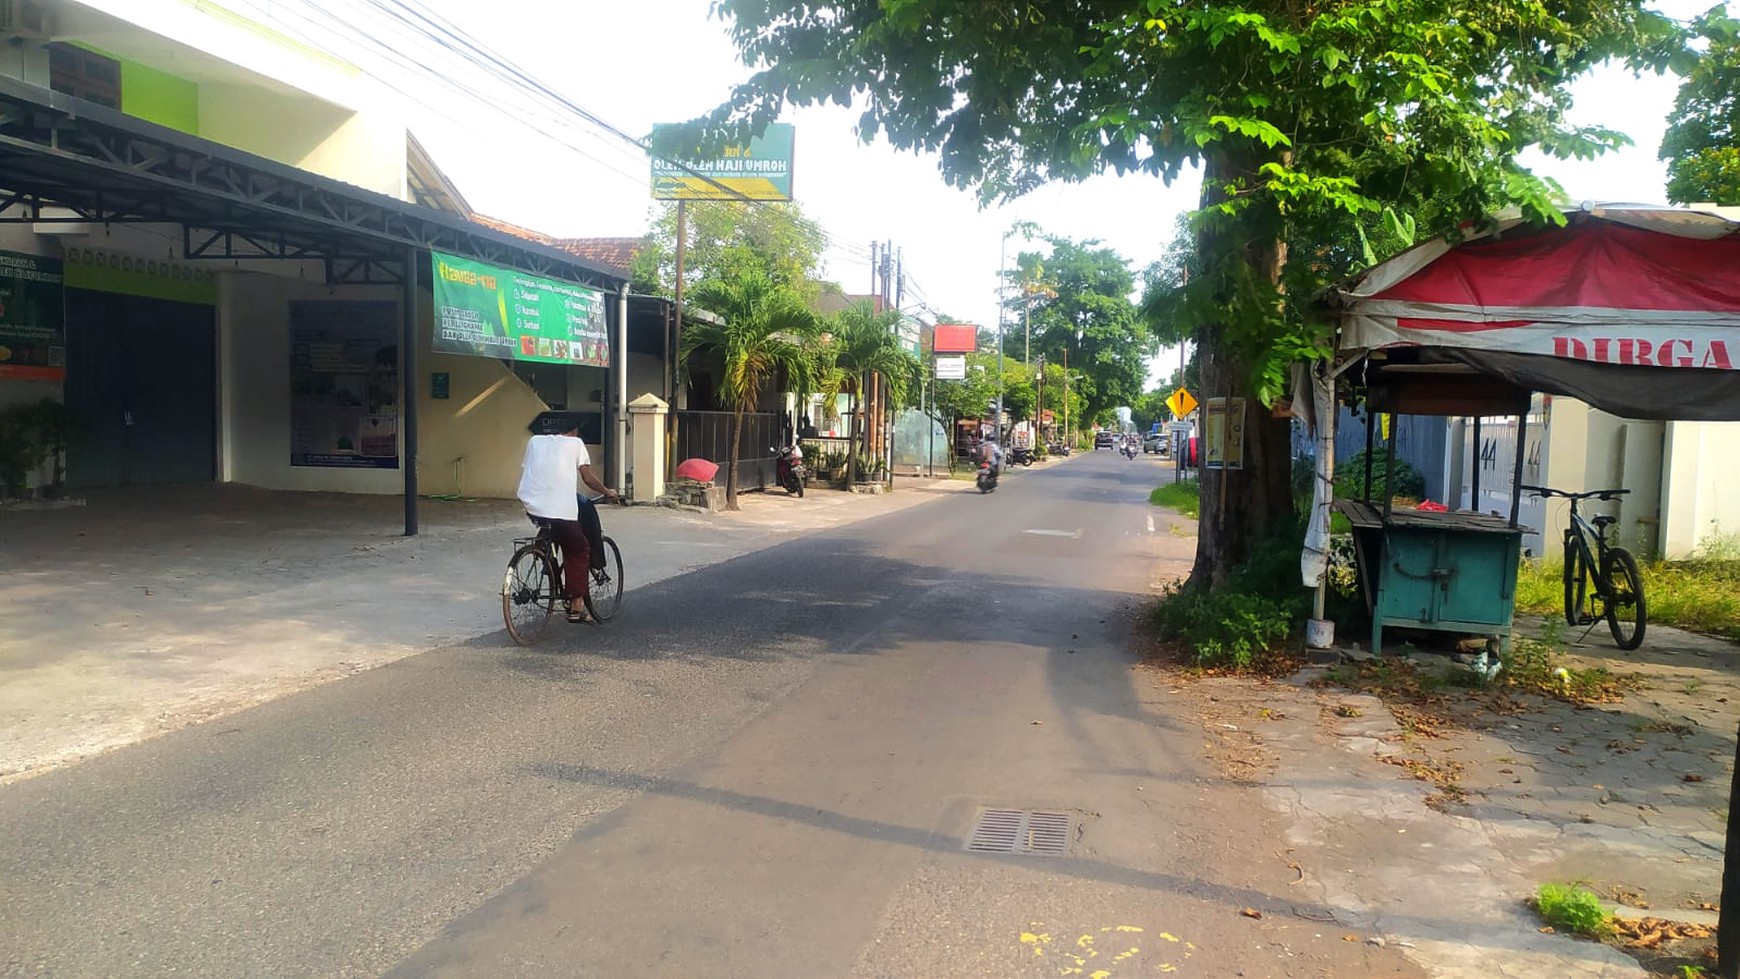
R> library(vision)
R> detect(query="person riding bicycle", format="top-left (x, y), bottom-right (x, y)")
top-left (517, 412), bottom-right (619, 623)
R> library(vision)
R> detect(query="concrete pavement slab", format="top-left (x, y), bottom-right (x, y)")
top-left (0, 477), bottom-right (971, 783)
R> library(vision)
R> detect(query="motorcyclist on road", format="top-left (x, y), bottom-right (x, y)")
top-left (978, 437), bottom-right (1003, 475)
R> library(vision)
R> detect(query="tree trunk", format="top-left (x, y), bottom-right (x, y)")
top-left (1189, 148), bottom-right (1297, 588)
top-left (726, 403), bottom-right (744, 510)
top-left (844, 377), bottom-right (863, 482)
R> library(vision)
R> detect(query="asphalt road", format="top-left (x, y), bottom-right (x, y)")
top-left (0, 450), bottom-right (1417, 978)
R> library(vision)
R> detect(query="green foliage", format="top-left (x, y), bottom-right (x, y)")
top-left (695, 0), bottom-right (1684, 573)
top-left (1151, 515), bottom-right (1309, 669)
top-left (631, 200), bottom-right (829, 301)
top-left (1660, 8), bottom-right (1740, 205)
top-left (1151, 479), bottom-right (1201, 519)
top-left (682, 270), bottom-right (819, 506)
top-left (1335, 448), bottom-right (1426, 502)
top-left (1532, 883), bottom-right (1614, 938)
top-left (1517, 550), bottom-right (1740, 641)
top-left (821, 301), bottom-right (920, 481)
top-left (1007, 234), bottom-right (1153, 425)
top-left (0, 399), bottom-right (81, 499)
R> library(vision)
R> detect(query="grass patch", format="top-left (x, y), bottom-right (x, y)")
top-left (1151, 516), bottom-right (1307, 671)
top-left (1150, 479), bottom-right (1200, 519)
top-left (1516, 556), bottom-right (1740, 641)
top-left (1533, 883), bottom-right (1615, 939)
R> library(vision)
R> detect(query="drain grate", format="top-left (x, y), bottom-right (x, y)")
top-left (965, 808), bottom-right (1074, 855)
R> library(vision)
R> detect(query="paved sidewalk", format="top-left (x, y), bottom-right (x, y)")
top-left (0, 474), bottom-right (974, 783)
top-left (1158, 617), bottom-right (1731, 978)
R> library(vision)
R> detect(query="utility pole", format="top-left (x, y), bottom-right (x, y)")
top-left (996, 231), bottom-right (1008, 445)
top-left (1062, 346), bottom-right (1070, 443)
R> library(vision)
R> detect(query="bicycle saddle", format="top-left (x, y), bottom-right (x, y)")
top-left (1591, 515), bottom-right (1618, 528)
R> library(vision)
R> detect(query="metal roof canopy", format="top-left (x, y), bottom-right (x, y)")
top-left (0, 74), bottom-right (633, 536)
top-left (0, 74), bottom-right (627, 289)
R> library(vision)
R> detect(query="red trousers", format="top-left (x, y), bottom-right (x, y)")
top-left (545, 518), bottom-right (591, 603)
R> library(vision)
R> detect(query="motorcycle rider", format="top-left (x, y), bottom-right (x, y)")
top-left (978, 435), bottom-right (1003, 475)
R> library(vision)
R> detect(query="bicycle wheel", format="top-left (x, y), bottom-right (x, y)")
top-left (502, 543), bottom-right (557, 645)
top-left (582, 536), bottom-right (624, 622)
top-left (1602, 546), bottom-right (1647, 650)
top-left (1563, 537), bottom-right (1591, 626)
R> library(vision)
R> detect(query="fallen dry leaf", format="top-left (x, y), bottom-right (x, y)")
top-left (1342, 934), bottom-right (1359, 942)
top-left (1681, 773), bottom-right (1706, 783)
top-left (1240, 908), bottom-right (1263, 920)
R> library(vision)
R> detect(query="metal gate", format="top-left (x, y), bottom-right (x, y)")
top-left (674, 410), bottom-right (781, 491)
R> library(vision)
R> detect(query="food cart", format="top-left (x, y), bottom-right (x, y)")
top-left (1302, 203), bottom-right (1740, 655)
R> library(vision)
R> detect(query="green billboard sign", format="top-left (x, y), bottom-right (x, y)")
top-left (430, 251), bottom-right (609, 368)
top-left (0, 250), bottom-right (65, 381)
top-left (651, 123), bottom-right (795, 201)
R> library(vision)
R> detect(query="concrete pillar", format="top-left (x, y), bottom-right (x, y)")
top-left (628, 393), bottom-right (669, 503)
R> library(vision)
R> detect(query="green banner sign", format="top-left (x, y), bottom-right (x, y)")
top-left (651, 123), bottom-right (795, 201)
top-left (0, 250), bottom-right (65, 381)
top-left (430, 251), bottom-right (609, 368)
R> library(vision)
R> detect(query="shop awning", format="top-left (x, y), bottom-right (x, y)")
top-left (1328, 204), bottom-right (1740, 420)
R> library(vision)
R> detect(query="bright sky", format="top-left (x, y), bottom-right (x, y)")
top-left (252, 0), bottom-right (1720, 390)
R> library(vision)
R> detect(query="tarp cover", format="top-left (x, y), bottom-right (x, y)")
top-left (1332, 204), bottom-right (1740, 420)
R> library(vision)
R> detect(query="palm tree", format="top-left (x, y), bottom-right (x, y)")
top-left (827, 302), bottom-right (919, 482)
top-left (683, 270), bottom-right (818, 509)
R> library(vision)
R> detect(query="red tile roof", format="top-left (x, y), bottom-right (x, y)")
top-left (553, 237), bottom-right (644, 274)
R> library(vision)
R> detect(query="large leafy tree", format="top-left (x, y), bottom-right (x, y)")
top-left (683, 270), bottom-right (819, 509)
top-left (1661, 7), bottom-right (1740, 206)
top-left (686, 0), bottom-right (1677, 584)
top-left (1011, 235), bottom-right (1151, 426)
top-left (632, 200), bottom-right (830, 302)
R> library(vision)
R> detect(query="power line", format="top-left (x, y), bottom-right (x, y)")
top-left (222, 1), bottom-right (891, 281)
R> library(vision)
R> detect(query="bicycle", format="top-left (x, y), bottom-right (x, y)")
top-left (1521, 485), bottom-right (1646, 649)
top-left (501, 501), bottom-right (624, 646)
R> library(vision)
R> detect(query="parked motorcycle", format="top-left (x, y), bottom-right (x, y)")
top-left (772, 444), bottom-right (807, 498)
top-left (1048, 441), bottom-right (1071, 457)
top-left (976, 461), bottom-right (999, 494)
top-left (1009, 446), bottom-right (1035, 467)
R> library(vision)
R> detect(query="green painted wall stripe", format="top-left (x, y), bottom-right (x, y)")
top-left (66, 41), bottom-right (200, 136)
top-left (65, 260), bottom-right (218, 306)
top-left (120, 59), bottom-right (199, 134)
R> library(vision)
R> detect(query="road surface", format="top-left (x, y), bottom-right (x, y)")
top-left (0, 451), bottom-right (1416, 977)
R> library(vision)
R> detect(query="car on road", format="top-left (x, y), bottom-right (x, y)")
top-left (1094, 431), bottom-right (1115, 450)
top-left (1142, 433), bottom-right (1167, 455)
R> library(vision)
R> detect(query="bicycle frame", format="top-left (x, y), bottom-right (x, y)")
top-left (1563, 497), bottom-right (1616, 612)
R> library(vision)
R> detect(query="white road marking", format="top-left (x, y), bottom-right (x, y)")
top-left (1022, 529), bottom-right (1082, 538)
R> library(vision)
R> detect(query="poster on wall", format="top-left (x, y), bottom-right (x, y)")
top-left (0, 250), bottom-right (65, 381)
top-left (289, 300), bottom-right (400, 469)
top-left (430, 251), bottom-right (609, 368)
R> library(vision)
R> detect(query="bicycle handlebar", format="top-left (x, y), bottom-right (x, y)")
top-left (1520, 485), bottom-right (1631, 502)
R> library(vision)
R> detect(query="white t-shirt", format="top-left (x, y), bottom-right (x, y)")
top-left (517, 434), bottom-right (591, 520)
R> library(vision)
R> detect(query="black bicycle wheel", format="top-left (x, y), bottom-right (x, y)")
top-left (1603, 546), bottom-right (1647, 650)
top-left (502, 543), bottom-right (557, 645)
top-left (582, 536), bottom-right (624, 622)
top-left (1563, 537), bottom-right (1590, 626)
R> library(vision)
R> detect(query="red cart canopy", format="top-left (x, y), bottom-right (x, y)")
top-left (1331, 204), bottom-right (1740, 420)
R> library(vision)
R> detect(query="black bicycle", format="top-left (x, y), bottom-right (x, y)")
top-left (501, 505), bottom-right (624, 646)
top-left (1521, 485), bottom-right (1646, 649)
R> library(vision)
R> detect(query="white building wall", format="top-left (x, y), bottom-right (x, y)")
top-left (1661, 421), bottom-right (1740, 558)
top-left (1532, 399), bottom-right (1666, 559)
top-left (199, 85), bottom-right (406, 199)
top-left (218, 271), bottom-right (404, 493)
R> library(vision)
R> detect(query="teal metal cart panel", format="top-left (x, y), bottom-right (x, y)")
top-left (1337, 501), bottom-right (1524, 654)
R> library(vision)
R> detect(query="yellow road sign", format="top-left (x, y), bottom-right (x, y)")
top-left (1166, 387), bottom-right (1198, 419)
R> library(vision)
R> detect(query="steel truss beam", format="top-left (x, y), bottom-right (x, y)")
top-left (0, 76), bottom-right (624, 290)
